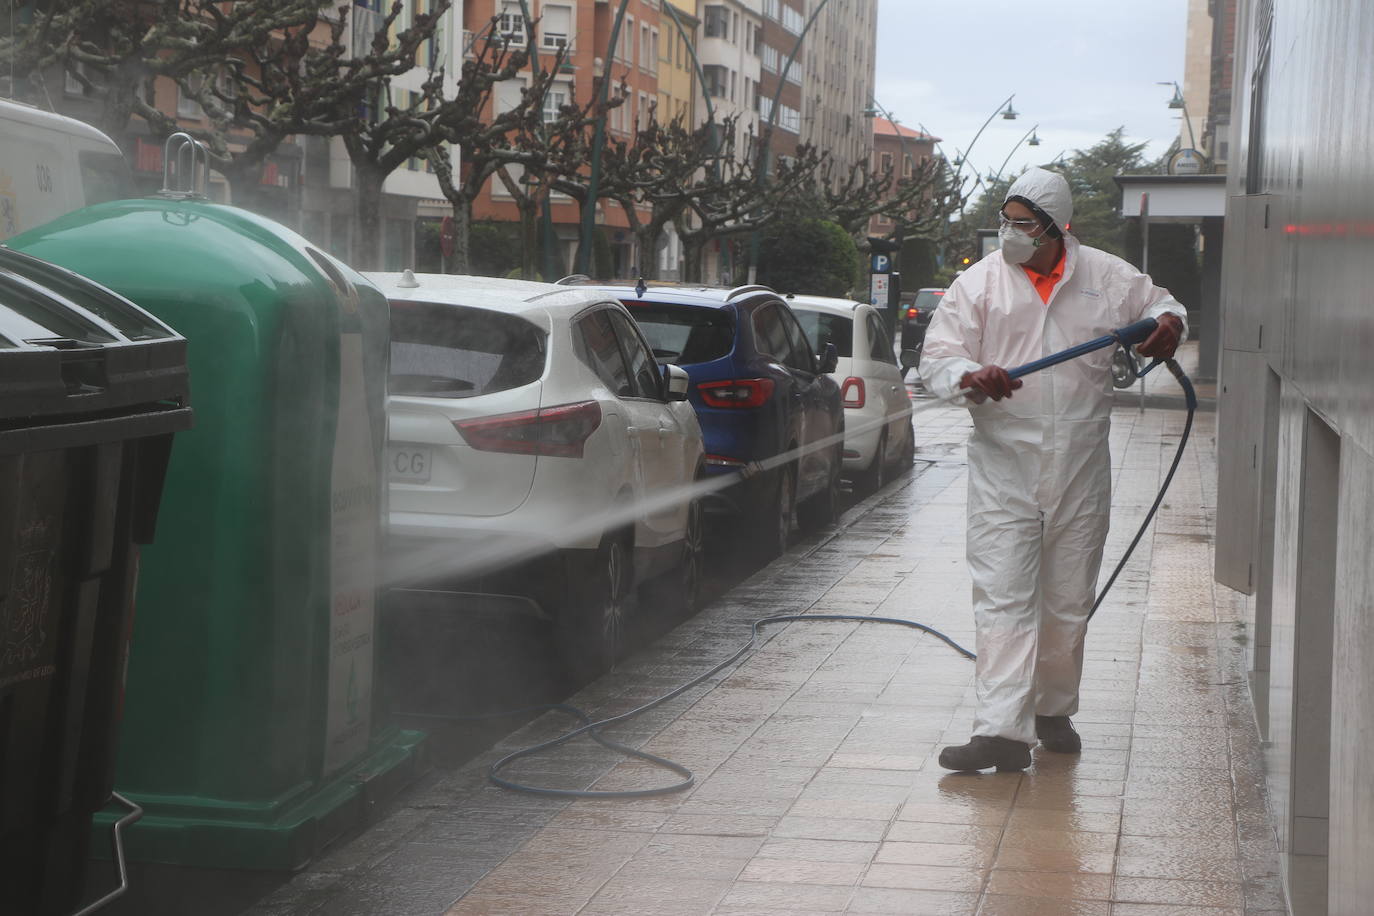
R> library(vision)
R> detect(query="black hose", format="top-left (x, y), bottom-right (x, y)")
top-left (412, 359), bottom-right (1195, 797)
top-left (1087, 357), bottom-right (1196, 621)
top-left (484, 614), bottom-right (975, 799)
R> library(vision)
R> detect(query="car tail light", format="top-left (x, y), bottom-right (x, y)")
top-left (906, 308), bottom-right (917, 319)
top-left (454, 400), bottom-right (602, 458)
top-left (840, 376), bottom-right (865, 408)
top-left (698, 378), bottom-right (774, 408)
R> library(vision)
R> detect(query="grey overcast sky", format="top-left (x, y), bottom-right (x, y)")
top-left (874, 0), bottom-right (1190, 200)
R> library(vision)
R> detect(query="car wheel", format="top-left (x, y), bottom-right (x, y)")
top-left (856, 429), bottom-right (888, 495)
top-left (747, 463), bottom-right (795, 562)
top-left (897, 419), bottom-right (916, 469)
top-left (798, 447), bottom-right (841, 532)
top-left (558, 531), bottom-right (630, 681)
top-left (641, 492), bottom-right (704, 618)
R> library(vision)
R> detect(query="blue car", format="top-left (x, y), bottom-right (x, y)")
top-left (569, 281), bottom-right (845, 560)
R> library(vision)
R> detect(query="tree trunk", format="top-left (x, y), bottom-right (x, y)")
top-left (517, 195), bottom-right (540, 280)
top-left (636, 223), bottom-right (663, 281)
top-left (451, 197), bottom-right (473, 274)
top-left (224, 162), bottom-right (267, 214)
top-left (98, 59), bottom-right (144, 141)
top-left (681, 236), bottom-right (707, 283)
top-left (354, 163), bottom-right (387, 271)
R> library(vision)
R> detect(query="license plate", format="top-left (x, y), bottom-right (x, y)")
top-left (388, 447), bottom-right (432, 483)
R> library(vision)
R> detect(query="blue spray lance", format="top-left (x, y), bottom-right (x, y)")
top-left (1004, 317), bottom-right (1198, 620)
top-left (1008, 316), bottom-right (1164, 380)
top-left (440, 318), bottom-right (1198, 796)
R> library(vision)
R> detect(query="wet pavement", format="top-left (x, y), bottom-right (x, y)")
top-left (240, 341), bottom-right (1287, 915)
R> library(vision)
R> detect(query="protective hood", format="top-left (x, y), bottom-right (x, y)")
top-left (1004, 167), bottom-right (1073, 235)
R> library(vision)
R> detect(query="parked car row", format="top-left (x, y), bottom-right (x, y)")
top-left (373, 272), bottom-right (919, 678)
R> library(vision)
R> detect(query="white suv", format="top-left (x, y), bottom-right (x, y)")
top-left (367, 272), bottom-right (706, 677)
top-left (785, 294), bottom-right (915, 493)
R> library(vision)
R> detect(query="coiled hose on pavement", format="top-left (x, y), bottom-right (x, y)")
top-left (410, 343), bottom-right (1197, 798)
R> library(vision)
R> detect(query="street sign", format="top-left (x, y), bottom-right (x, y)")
top-left (871, 253), bottom-right (891, 274)
top-left (439, 216), bottom-right (456, 259)
top-left (1167, 148), bottom-right (1206, 175)
top-left (870, 273), bottom-right (889, 305)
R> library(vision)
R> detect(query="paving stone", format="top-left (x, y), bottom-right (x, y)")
top-left (235, 374), bottom-right (1289, 916)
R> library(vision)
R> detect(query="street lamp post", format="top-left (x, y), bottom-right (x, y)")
top-left (1158, 80), bottom-right (1199, 152)
top-left (949, 94), bottom-right (1018, 208)
top-left (988, 123), bottom-right (1041, 187)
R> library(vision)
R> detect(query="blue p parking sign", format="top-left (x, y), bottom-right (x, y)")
top-left (871, 253), bottom-right (891, 274)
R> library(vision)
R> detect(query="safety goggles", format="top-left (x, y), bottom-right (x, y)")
top-left (997, 212), bottom-right (1043, 232)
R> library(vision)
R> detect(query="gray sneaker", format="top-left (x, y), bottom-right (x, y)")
top-left (937, 736), bottom-right (1032, 772)
top-left (1035, 715), bottom-right (1082, 753)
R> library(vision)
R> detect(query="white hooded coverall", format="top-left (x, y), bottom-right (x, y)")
top-left (920, 168), bottom-right (1186, 745)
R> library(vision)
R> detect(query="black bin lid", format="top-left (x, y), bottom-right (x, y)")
top-left (0, 247), bottom-right (190, 422)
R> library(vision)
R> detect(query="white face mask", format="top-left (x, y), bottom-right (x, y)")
top-left (998, 224), bottom-right (1042, 265)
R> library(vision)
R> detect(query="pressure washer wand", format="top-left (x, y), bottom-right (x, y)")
top-left (997, 315), bottom-right (1199, 622)
top-left (1006, 317), bottom-right (1159, 380)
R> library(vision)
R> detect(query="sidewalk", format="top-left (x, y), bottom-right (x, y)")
top-left (245, 352), bottom-right (1285, 915)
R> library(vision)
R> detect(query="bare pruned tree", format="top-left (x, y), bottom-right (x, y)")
top-left (811, 153), bottom-right (961, 242)
top-left (672, 133), bottom-right (825, 282)
top-left (562, 113), bottom-right (741, 281)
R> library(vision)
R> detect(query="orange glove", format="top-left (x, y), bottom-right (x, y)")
top-left (1137, 313), bottom-right (1184, 359)
top-left (959, 365), bottom-right (1022, 403)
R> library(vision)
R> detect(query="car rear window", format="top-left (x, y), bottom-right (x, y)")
top-left (792, 310), bottom-right (853, 358)
top-left (78, 150), bottom-right (133, 206)
top-left (914, 290), bottom-right (944, 311)
top-left (389, 301), bottom-right (546, 398)
top-left (621, 301), bottom-right (734, 365)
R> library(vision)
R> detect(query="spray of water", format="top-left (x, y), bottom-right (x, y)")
top-left (384, 385), bottom-right (966, 590)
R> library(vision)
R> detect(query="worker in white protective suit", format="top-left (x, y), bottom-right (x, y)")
top-left (921, 168), bottom-right (1186, 772)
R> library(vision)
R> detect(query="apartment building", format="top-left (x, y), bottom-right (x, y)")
top-left (755, 0), bottom-right (805, 160)
top-left (658, 0), bottom-right (700, 127)
top-left (801, 0), bottom-right (876, 174)
top-left (866, 117), bottom-right (936, 239)
top-left (466, 0), bottom-right (663, 275)
top-left (695, 1), bottom-right (764, 156)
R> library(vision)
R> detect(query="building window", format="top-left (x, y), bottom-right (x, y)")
top-left (764, 0), bottom-right (780, 20)
top-left (761, 45), bottom-right (779, 73)
top-left (493, 78), bottom-right (524, 115)
top-left (177, 74), bottom-right (205, 120)
top-left (617, 15), bottom-right (635, 64)
top-left (777, 103), bottom-right (801, 134)
top-left (541, 4), bottom-right (571, 49)
top-left (703, 5), bottom-right (728, 39)
top-left (703, 64), bottom-right (729, 99)
top-left (497, 1), bottom-right (526, 43)
top-left (543, 82), bottom-right (570, 123)
top-left (782, 6), bottom-right (804, 35)
top-left (640, 24), bottom-right (654, 72)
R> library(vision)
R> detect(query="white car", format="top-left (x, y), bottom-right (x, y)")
top-left (366, 271), bottom-right (706, 678)
top-left (785, 294), bottom-right (915, 493)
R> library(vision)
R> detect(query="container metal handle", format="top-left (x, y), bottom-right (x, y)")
top-left (160, 133), bottom-right (209, 199)
top-left (71, 792), bottom-right (143, 916)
